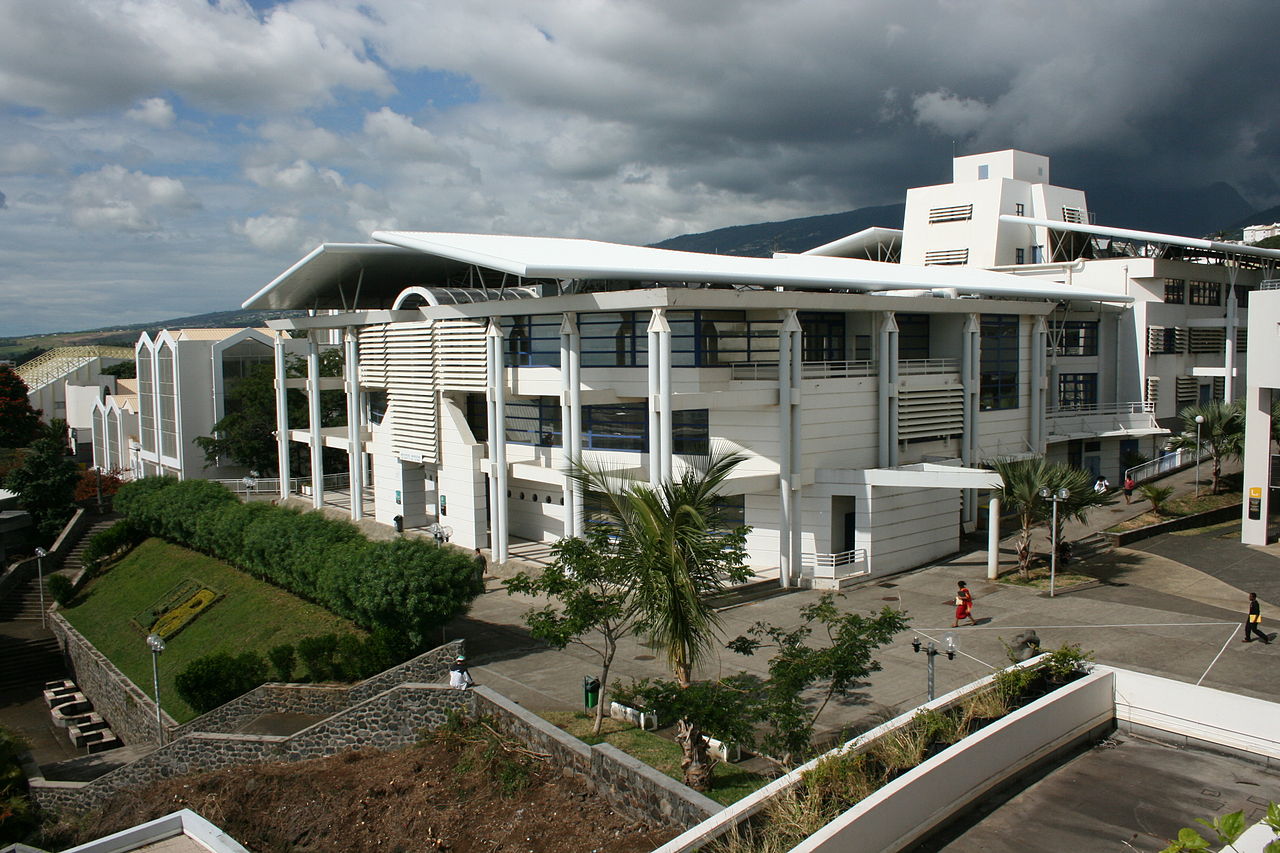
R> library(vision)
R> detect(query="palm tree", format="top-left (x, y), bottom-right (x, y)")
top-left (1167, 401), bottom-right (1244, 495)
top-left (572, 448), bottom-right (752, 687)
top-left (990, 457), bottom-right (1116, 576)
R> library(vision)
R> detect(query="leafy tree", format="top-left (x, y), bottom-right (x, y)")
top-left (98, 361), bottom-right (136, 379)
top-left (612, 675), bottom-right (762, 792)
top-left (572, 449), bottom-right (752, 687)
top-left (989, 456), bottom-right (1114, 576)
top-left (4, 421), bottom-right (79, 541)
top-left (728, 594), bottom-right (909, 767)
top-left (1167, 400), bottom-right (1244, 495)
top-left (174, 651), bottom-right (269, 713)
top-left (74, 466), bottom-right (125, 505)
top-left (194, 348), bottom-right (346, 476)
top-left (505, 532), bottom-right (640, 734)
top-left (0, 365), bottom-right (41, 448)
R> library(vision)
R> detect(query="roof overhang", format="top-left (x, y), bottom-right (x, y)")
top-left (245, 231), bottom-right (1134, 312)
top-left (999, 215), bottom-right (1280, 263)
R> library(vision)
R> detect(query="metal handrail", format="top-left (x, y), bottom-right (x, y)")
top-left (730, 357), bottom-right (960, 381)
top-left (1123, 447), bottom-right (1207, 485)
top-left (1045, 401), bottom-right (1153, 417)
top-left (802, 548), bottom-right (870, 579)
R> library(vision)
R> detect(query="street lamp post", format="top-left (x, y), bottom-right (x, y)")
top-left (1038, 487), bottom-right (1070, 597)
top-left (146, 633), bottom-right (166, 745)
top-left (1194, 414), bottom-right (1205, 498)
top-left (911, 633), bottom-right (958, 701)
top-left (33, 547), bottom-right (48, 628)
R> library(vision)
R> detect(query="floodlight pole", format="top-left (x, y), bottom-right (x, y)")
top-left (34, 547), bottom-right (47, 628)
top-left (1194, 414), bottom-right (1205, 498)
top-left (912, 633), bottom-right (958, 701)
top-left (1039, 487), bottom-right (1070, 597)
top-left (147, 633), bottom-right (166, 745)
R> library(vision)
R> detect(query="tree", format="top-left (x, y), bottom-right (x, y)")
top-left (0, 366), bottom-right (41, 449)
top-left (989, 456), bottom-right (1114, 576)
top-left (1167, 400), bottom-right (1244, 495)
top-left (727, 593), bottom-right (909, 768)
top-left (505, 532), bottom-right (639, 734)
top-left (195, 349), bottom-right (346, 476)
top-left (573, 449), bottom-right (752, 687)
top-left (4, 421), bottom-right (80, 541)
top-left (98, 361), bottom-right (136, 379)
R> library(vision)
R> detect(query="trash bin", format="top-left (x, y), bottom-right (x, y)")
top-left (393, 515), bottom-right (404, 534)
top-left (582, 676), bottom-right (601, 709)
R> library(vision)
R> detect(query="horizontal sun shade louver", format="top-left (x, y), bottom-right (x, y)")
top-left (1188, 328), bottom-right (1225, 354)
top-left (923, 249), bottom-right (969, 266)
top-left (898, 386), bottom-right (964, 441)
top-left (928, 204), bottom-right (973, 223)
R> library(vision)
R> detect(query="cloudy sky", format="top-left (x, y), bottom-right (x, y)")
top-left (2, 0), bottom-right (1279, 336)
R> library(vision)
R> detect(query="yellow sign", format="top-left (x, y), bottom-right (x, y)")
top-left (1251, 487), bottom-right (1263, 498)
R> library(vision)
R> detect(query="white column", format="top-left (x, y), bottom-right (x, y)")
top-left (787, 312), bottom-right (803, 580)
top-left (560, 313), bottom-right (584, 539)
top-left (1030, 316), bottom-right (1047, 452)
top-left (778, 310), bottom-right (797, 587)
top-left (1224, 285), bottom-right (1238, 403)
top-left (648, 309), bottom-right (673, 483)
top-left (486, 320), bottom-right (509, 564)
top-left (273, 331), bottom-right (291, 502)
top-left (987, 497), bottom-right (1001, 579)
top-left (647, 316), bottom-right (661, 484)
top-left (344, 328), bottom-right (363, 521)
top-left (878, 312), bottom-right (899, 468)
top-left (306, 333), bottom-right (324, 509)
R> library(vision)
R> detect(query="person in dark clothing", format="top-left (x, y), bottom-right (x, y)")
top-left (1244, 592), bottom-right (1271, 644)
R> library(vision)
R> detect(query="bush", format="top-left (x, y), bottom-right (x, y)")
top-left (174, 651), bottom-right (269, 714)
top-left (267, 643), bottom-right (296, 682)
top-left (45, 574), bottom-right (74, 607)
top-left (297, 634), bottom-right (340, 682)
top-left (81, 519), bottom-right (143, 574)
top-left (115, 476), bottom-right (483, 652)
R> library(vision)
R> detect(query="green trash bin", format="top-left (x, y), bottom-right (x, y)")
top-left (582, 676), bottom-right (601, 709)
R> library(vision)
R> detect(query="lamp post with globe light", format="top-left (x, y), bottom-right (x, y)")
top-left (1194, 414), bottom-right (1205, 498)
top-left (1038, 487), bottom-right (1071, 597)
top-left (33, 547), bottom-right (48, 628)
top-left (146, 633), bottom-right (166, 745)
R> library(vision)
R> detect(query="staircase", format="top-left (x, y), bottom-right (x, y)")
top-left (0, 575), bottom-right (67, 697)
top-left (62, 515), bottom-right (120, 578)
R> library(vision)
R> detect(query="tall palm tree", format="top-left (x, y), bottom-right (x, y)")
top-left (990, 456), bottom-right (1115, 577)
top-left (571, 448), bottom-right (751, 686)
top-left (1167, 401), bottom-right (1244, 494)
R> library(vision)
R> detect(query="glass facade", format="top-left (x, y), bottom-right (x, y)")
top-left (466, 394), bottom-right (710, 454)
top-left (980, 315), bottom-right (1020, 411)
top-left (157, 344), bottom-right (177, 458)
top-left (137, 347), bottom-right (155, 453)
top-left (1057, 373), bottom-right (1098, 410)
top-left (1052, 321), bottom-right (1098, 356)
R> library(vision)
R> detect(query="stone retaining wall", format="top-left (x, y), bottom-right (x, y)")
top-left (49, 612), bottom-right (178, 746)
top-left (172, 684), bottom-right (352, 738)
top-left (350, 641), bottom-right (461, 701)
top-left (474, 688), bottom-right (720, 830)
top-left (30, 683), bottom-right (470, 814)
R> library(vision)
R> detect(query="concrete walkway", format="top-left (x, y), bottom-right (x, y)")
top-left (451, 458), bottom-right (1280, 740)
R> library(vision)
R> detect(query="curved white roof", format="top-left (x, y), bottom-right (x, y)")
top-left (999, 215), bottom-right (1280, 262)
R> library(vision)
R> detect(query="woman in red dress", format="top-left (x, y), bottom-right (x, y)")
top-left (953, 581), bottom-right (977, 627)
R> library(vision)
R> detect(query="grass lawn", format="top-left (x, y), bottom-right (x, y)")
top-left (536, 710), bottom-right (771, 806)
top-left (62, 537), bottom-right (363, 723)
top-left (1106, 490), bottom-right (1241, 533)
top-left (996, 565), bottom-right (1095, 590)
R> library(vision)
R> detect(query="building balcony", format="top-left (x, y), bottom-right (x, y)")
top-left (1044, 401), bottom-right (1163, 442)
top-left (730, 358), bottom-right (959, 382)
top-left (802, 548), bottom-right (870, 589)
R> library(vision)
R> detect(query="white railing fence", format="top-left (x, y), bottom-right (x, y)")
top-left (213, 471), bottom-right (350, 496)
top-left (730, 358), bottom-right (960, 382)
top-left (1045, 400), bottom-right (1152, 417)
top-left (802, 549), bottom-right (871, 587)
top-left (1123, 447), bottom-right (1207, 485)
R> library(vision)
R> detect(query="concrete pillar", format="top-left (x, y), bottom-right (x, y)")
top-left (1224, 286), bottom-right (1238, 403)
top-left (647, 309), bottom-right (673, 483)
top-left (560, 313), bottom-right (583, 539)
top-left (1030, 316), bottom-right (1047, 452)
top-left (344, 328), bottom-right (363, 521)
top-left (306, 333), bottom-right (324, 509)
top-left (273, 331), bottom-right (290, 501)
top-left (878, 312), bottom-right (900, 468)
top-left (1241, 384), bottom-right (1272, 545)
top-left (961, 314), bottom-right (981, 529)
top-left (987, 497), bottom-right (1001, 579)
top-left (486, 320), bottom-right (509, 564)
top-left (778, 310), bottom-right (801, 587)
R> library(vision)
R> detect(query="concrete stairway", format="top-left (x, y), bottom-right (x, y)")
top-left (0, 575), bottom-right (67, 697)
top-left (60, 514), bottom-right (120, 579)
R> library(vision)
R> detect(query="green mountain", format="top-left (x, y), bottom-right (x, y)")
top-left (651, 204), bottom-right (905, 257)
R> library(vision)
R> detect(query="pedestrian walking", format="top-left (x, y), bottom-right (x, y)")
top-left (1123, 475), bottom-right (1136, 504)
top-left (473, 547), bottom-right (487, 586)
top-left (952, 581), bottom-right (978, 627)
top-left (1243, 592), bottom-right (1272, 644)
top-left (449, 654), bottom-right (475, 688)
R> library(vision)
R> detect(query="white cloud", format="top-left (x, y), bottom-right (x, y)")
top-left (67, 165), bottom-right (198, 232)
top-left (912, 90), bottom-right (992, 136)
top-left (244, 158), bottom-right (346, 194)
top-left (231, 213), bottom-right (312, 251)
top-left (126, 97), bottom-right (175, 128)
top-left (0, 141), bottom-right (60, 175)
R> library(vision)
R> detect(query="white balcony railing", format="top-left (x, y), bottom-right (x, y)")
top-left (1044, 401), bottom-right (1158, 440)
top-left (730, 358), bottom-right (960, 382)
top-left (1045, 401), bottom-right (1153, 417)
top-left (802, 549), bottom-right (870, 589)
top-left (213, 472), bottom-right (350, 496)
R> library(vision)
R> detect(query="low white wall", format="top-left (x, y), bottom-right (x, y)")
top-left (1107, 667), bottom-right (1280, 767)
top-left (794, 670), bottom-right (1114, 853)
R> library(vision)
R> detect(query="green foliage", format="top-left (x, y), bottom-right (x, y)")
top-left (173, 651), bottom-right (269, 714)
top-left (1040, 643), bottom-right (1094, 682)
top-left (3, 420), bottom-right (80, 541)
top-left (1139, 484), bottom-right (1176, 515)
top-left (114, 476), bottom-right (482, 650)
top-left (81, 519), bottom-right (143, 573)
top-left (267, 643), bottom-right (296, 682)
top-left (505, 530), bottom-right (640, 733)
top-left (727, 594), bottom-right (909, 766)
top-left (46, 573), bottom-right (74, 606)
top-left (0, 725), bottom-right (36, 844)
top-left (0, 366), bottom-right (41, 449)
top-left (98, 361), bottom-right (136, 379)
top-left (1160, 802), bottom-right (1280, 852)
top-left (297, 634), bottom-right (340, 681)
top-left (1167, 400), bottom-right (1244, 495)
top-left (195, 349), bottom-right (345, 477)
top-left (612, 673), bottom-right (762, 767)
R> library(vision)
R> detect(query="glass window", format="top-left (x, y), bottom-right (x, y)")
top-left (506, 397), bottom-right (561, 446)
top-left (980, 315), bottom-right (1020, 411)
top-left (799, 312), bottom-right (845, 362)
top-left (896, 314), bottom-right (930, 360)
top-left (583, 403), bottom-right (646, 451)
top-left (1053, 321), bottom-right (1098, 356)
top-left (503, 315), bottom-right (561, 366)
top-left (672, 410), bottom-right (709, 456)
top-left (1057, 373), bottom-right (1098, 410)
top-left (464, 393), bottom-right (487, 440)
top-left (1163, 279), bottom-right (1185, 304)
top-left (1015, 248), bottom-right (1025, 265)
top-left (580, 312), bottom-right (646, 367)
top-left (137, 347), bottom-right (155, 453)
top-left (1189, 281), bottom-right (1221, 306)
top-left (157, 344), bottom-right (177, 458)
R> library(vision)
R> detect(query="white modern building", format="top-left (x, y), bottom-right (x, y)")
top-left (15, 346), bottom-right (133, 428)
top-left (91, 328), bottom-right (304, 481)
top-left (244, 231), bottom-right (1135, 584)
top-left (1241, 287), bottom-right (1280, 545)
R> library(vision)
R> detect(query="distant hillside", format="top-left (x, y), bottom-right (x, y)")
top-left (651, 204), bottom-right (905, 257)
top-left (1084, 181), bottom-right (1254, 238)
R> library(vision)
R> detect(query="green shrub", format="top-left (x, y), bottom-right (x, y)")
top-left (116, 476), bottom-right (483, 653)
top-left (174, 651), bottom-right (269, 714)
top-left (81, 519), bottom-right (142, 573)
top-left (267, 644), bottom-right (296, 682)
top-left (45, 573), bottom-right (74, 607)
top-left (1041, 643), bottom-right (1094, 682)
top-left (297, 634), bottom-right (340, 681)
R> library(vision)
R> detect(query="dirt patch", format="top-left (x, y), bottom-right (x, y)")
top-left (53, 726), bottom-right (678, 853)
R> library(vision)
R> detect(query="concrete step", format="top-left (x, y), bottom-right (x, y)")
top-left (708, 578), bottom-right (796, 611)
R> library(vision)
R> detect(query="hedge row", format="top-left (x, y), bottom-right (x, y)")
top-left (114, 477), bottom-right (482, 650)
